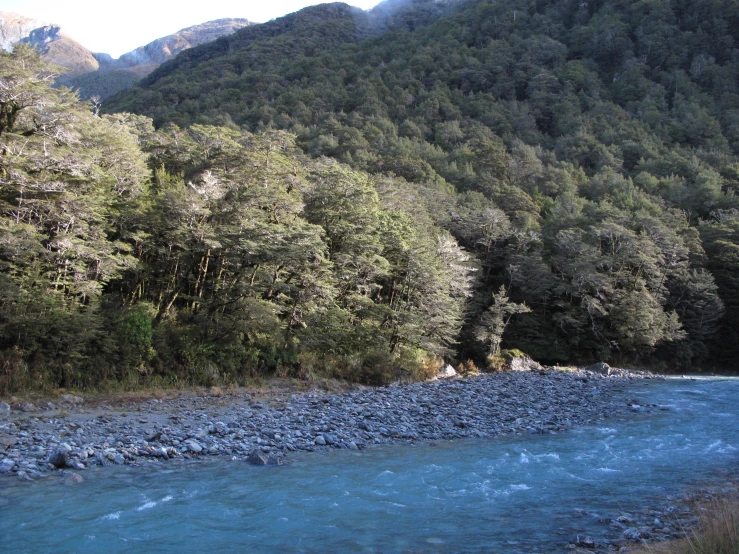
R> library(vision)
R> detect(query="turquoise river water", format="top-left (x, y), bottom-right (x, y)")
top-left (1, 377), bottom-right (738, 553)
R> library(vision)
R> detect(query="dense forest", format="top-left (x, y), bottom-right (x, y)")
top-left (3, 0), bottom-right (739, 392)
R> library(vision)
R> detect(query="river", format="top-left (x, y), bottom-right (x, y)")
top-left (1, 377), bottom-right (737, 552)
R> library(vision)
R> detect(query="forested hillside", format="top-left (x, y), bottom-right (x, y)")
top-left (2, 0), bottom-right (739, 392)
top-left (106, 0), bottom-right (739, 369)
top-left (0, 45), bottom-right (471, 391)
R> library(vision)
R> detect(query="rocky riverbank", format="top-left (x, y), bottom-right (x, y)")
top-left (567, 480), bottom-right (739, 553)
top-left (0, 366), bottom-right (661, 484)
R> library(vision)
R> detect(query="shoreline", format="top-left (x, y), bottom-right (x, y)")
top-left (0, 367), bottom-right (661, 481)
top-left (4, 368), bottom-right (736, 551)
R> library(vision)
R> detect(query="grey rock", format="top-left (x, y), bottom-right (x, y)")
top-left (623, 527), bottom-right (651, 540)
top-left (95, 452), bottom-right (112, 466)
top-left (48, 445), bottom-right (71, 468)
top-left (247, 449), bottom-right (270, 465)
top-left (61, 394), bottom-right (84, 405)
top-left (0, 433), bottom-right (17, 451)
top-left (213, 422), bottom-right (228, 435)
top-left (438, 365), bottom-right (457, 378)
top-left (0, 459), bottom-right (15, 473)
top-left (585, 362), bottom-right (612, 375)
top-left (184, 439), bottom-right (203, 453)
top-left (104, 451), bottom-right (124, 465)
top-left (0, 401), bottom-right (9, 413)
top-left (314, 435), bottom-right (326, 446)
top-left (64, 472), bottom-right (84, 485)
top-left (508, 357), bottom-right (543, 372)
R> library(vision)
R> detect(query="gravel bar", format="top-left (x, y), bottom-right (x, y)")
top-left (0, 367), bottom-right (661, 481)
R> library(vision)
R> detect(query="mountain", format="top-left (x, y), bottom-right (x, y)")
top-left (110, 19), bottom-right (253, 77)
top-left (66, 18), bottom-right (253, 99)
top-left (0, 11), bottom-right (46, 51)
top-left (0, 12), bottom-right (252, 98)
top-left (20, 24), bottom-right (99, 77)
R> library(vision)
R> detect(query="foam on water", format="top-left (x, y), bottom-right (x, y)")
top-left (509, 484), bottom-right (531, 491)
top-left (136, 501), bottom-right (157, 511)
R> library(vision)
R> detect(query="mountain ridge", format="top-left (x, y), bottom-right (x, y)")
top-left (0, 11), bottom-right (253, 98)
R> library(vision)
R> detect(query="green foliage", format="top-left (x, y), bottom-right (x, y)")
top-left (6, 0), bottom-right (739, 391)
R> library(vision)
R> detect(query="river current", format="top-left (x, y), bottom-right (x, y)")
top-left (1, 377), bottom-right (738, 553)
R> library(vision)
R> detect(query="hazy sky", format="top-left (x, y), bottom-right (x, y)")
top-left (1, 0), bottom-right (381, 57)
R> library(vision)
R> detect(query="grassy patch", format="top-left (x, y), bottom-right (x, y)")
top-left (630, 491), bottom-right (739, 554)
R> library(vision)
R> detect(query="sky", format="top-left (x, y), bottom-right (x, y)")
top-left (0, 0), bottom-right (382, 58)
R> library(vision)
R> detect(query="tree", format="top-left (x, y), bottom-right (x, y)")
top-left (0, 46), bottom-right (148, 384)
top-left (474, 285), bottom-right (531, 357)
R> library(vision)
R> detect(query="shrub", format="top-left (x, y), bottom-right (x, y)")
top-left (457, 359), bottom-right (480, 377)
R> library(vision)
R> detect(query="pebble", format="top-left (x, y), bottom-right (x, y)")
top-left (0, 368), bottom-right (659, 482)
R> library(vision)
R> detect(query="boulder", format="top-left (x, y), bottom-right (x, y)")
top-left (61, 394), bottom-right (84, 405)
top-left (438, 365), bottom-right (457, 378)
top-left (247, 449), bottom-right (284, 466)
top-left (585, 362), bottom-right (612, 375)
top-left (247, 449), bottom-right (270, 465)
top-left (48, 445), bottom-right (71, 468)
top-left (508, 357), bottom-right (543, 372)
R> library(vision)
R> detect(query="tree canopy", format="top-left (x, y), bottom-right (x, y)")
top-left (3, 0), bottom-right (739, 391)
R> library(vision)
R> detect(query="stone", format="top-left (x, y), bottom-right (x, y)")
top-left (95, 452), bottom-right (112, 466)
top-left (347, 441), bottom-right (359, 450)
top-left (49, 445), bottom-right (71, 468)
top-left (623, 527), bottom-right (651, 541)
top-left (508, 357), bottom-right (543, 372)
top-left (247, 449), bottom-right (270, 465)
top-left (0, 401), bottom-right (10, 413)
top-left (184, 439), bottom-right (203, 453)
top-left (585, 362), bottom-right (612, 375)
top-left (0, 459), bottom-right (15, 473)
top-left (104, 451), bottom-right (125, 465)
top-left (213, 422), bottom-right (228, 435)
top-left (64, 472), bottom-right (84, 485)
top-left (314, 435), bottom-right (326, 446)
top-left (0, 433), bottom-right (17, 451)
top-left (439, 365), bottom-right (457, 378)
top-left (61, 394), bottom-right (84, 404)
